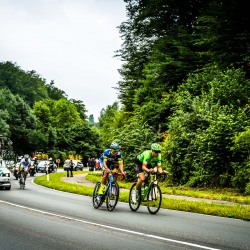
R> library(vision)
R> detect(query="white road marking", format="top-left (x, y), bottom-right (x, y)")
top-left (0, 199), bottom-right (220, 250)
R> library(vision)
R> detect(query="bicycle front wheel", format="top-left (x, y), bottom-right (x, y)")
top-left (93, 182), bottom-right (102, 209)
top-left (129, 183), bottom-right (141, 212)
top-left (106, 182), bottom-right (119, 211)
top-left (147, 184), bottom-right (162, 214)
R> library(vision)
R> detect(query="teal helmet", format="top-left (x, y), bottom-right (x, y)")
top-left (151, 143), bottom-right (162, 152)
top-left (110, 142), bottom-right (120, 150)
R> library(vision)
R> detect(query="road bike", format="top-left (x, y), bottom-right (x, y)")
top-left (19, 170), bottom-right (25, 189)
top-left (93, 170), bottom-right (124, 211)
top-left (129, 171), bottom-right (166, 214)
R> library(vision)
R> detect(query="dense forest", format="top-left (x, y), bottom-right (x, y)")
top-left (0, 0), bottom-right (249, 193)
top-left (0, 61), bottom-right (102, 164)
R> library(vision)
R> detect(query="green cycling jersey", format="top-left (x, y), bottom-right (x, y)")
top-left (137, 150), bottom-right (161, 167)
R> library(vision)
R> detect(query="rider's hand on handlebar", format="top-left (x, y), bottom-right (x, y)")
top-left (148, 168), bottom-right (155, 174)
top-left (121, 171), bottom-right (126, 180)
top-left (162, 170), bottom-right (168, 175)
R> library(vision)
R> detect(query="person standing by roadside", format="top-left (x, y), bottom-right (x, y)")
top-left (64, 157), bottom-right (71, 177)
top-left (69, 159), bottom-right (74, 177)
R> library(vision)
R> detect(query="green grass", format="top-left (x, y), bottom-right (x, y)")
top-left (34, 171), bottom-right (250, 221)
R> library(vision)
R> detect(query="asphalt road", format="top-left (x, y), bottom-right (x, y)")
top-left (0, 173), bottom-right (249, 250)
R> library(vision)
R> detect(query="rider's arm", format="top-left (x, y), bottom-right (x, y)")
top-left (118, 159), bottom-right (125, 175)
top-left (156, 154), bottom-right (167, 174)
top-left (103, 157), bottom-right (110, 172)
top-left (142, 163), bottom-right (154, 173)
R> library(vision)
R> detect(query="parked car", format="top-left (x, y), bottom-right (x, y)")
top-left (73, 161), bottom-right (83, 171)
top-left (0, 163), bottom-right (11, 190)
top-left (63, 160), bottom-right (83, 171)
top-left (37, 160), bottom-right (57, 173)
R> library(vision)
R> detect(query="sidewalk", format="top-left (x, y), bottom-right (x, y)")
top-left (61, 173), bottom-right (246, 205)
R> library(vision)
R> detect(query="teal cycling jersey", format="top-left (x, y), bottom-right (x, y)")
top-left (137, 150), bottom-right (161, 167)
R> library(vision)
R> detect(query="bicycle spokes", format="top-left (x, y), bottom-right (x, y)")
top-left (93, 182), bottom-right (103, 209)
top-left (128, 183), bottom-right (141, 212)
top-left (106, 182), bottom-right (119, 211)
top-left (147, 184), bottom-right (162, 214)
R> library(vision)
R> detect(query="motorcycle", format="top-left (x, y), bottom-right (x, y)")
top-left (33, 161), bottom-right (38, 172)
top-left (13, 165), bottom-right (20, 180)
top-left (29, 165), bottom-right (36, 176)
top-left (48, 163), bottom-right (55, 173)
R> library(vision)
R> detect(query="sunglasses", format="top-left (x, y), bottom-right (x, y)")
top-left (153, 150), bottom-right (161, 153)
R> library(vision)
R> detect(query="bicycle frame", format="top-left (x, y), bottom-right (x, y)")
top-left (102, 172), bottom-right (115, 199)
top-left (141, 173), bottom-right (160, 200)
top-left (93, 169), bottom-right (122, 211)
top-left (129, 171), bottom-right (165, 214)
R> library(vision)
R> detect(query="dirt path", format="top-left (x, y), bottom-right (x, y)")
top-left (61, 174), bottom-right (95, 187)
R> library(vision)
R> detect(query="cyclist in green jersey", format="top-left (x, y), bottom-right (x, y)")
top-left (132, 143), bottom-right (167, 202)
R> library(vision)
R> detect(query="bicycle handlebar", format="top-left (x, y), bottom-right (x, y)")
top-left (109, 171), bottom-right (126, 180)
top-left (147, 171), bottom-right (167, 181)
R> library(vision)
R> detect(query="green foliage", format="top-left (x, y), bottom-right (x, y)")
top-left (114, 118), bottom-right (157, 181)
top-left (0, 61), bottom-right (49, 106)
top-left (0, 88), bottom-right (42, 155)
top-left (46, 80), bottom-right (66, 100)
top-left (231, 127), bottom-right (250, 193)
top-left (0, 60), bottom-right (100, 159)
top-left (165, 66), bottom-right (250, 190)
top-left (98, 102), bottom-right (123, 147)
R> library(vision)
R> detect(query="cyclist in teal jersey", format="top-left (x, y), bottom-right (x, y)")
top-left (132, 143), bottom-right (167, 202)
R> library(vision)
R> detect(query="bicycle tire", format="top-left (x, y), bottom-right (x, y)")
top-left (147, 184), bottom-right (162, 214)
top-left (93, 182), bottom-right (102, 209)
top-left (19, 174), bottom-right (24, 189)
top-left (106, 182), bottom-right (119, 211)
top-left (129, 183), bottom-right (141, 212)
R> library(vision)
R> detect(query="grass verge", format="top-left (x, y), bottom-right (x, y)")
top-left (34, 172), bottom-right (250, 221)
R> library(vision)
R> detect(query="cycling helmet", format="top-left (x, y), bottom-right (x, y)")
top-left (24, 154), bottom-right (29, 159)
top-left (151, 143), bottom-right (162, 152)
top-left (49, 158), bottom-right (52, 161)
top-left (110, 142), bottom-right (120, 150)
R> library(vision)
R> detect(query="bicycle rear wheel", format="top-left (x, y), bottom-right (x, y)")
top-left (93, 182), bottom-right (103, 209)
top-left (129, 183), bottom-right (141, 212)
top-left (147, 184), bottom-right (162, 214)
top-left (19, 175), bottom-right (25, 189)
top-left (106, 182), bottom-right (119, 211)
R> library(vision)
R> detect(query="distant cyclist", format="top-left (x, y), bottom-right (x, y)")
top-left (132, 143), bottom-right (167, 202)
top-left (98, 142), bottom-right (126, 195)
top-left (19, 154), bottom-right (31, 185)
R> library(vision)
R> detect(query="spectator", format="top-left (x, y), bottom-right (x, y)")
top-left (69, 160), bottom-right (74, 177)
top-left (64, 157), bottom-right (71, 177)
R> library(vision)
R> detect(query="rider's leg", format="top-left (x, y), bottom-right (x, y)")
top-left (135, 172), bottom-right (145, 189)
top-left (132, 159), bottom-right (145, 202)
top-left (132, 173), bottom-right (145, 202)
top-left (23, 171), bottom-right (28, 184)
top-left (99, 170), bottom-right (108, 194)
